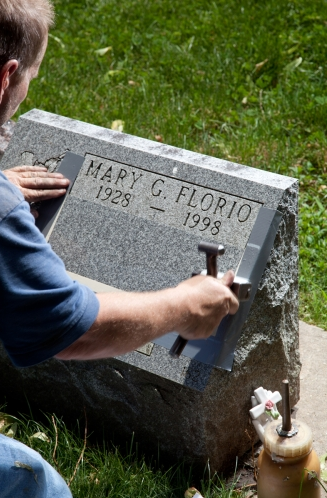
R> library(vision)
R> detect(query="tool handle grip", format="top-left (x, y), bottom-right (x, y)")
top-left (169, 336), bottom-right (188, 359)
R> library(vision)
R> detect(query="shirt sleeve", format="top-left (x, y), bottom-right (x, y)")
top-left (0, 198), bottom-right (100, 367)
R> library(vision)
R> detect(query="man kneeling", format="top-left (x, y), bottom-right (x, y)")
top-left (0, 1), bottom-right (239, 496)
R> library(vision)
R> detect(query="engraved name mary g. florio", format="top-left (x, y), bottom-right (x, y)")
top-left (71, 153), bottom-right (262, 248)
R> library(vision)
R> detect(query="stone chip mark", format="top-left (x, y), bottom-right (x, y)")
top-left (20, 151), bottom-right (69, 172)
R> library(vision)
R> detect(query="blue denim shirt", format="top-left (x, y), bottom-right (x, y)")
top-left (0, 171), bottom-right (99, 367)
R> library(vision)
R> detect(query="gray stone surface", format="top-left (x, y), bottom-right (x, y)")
top-left (0, 109), bottom-right (300, 473)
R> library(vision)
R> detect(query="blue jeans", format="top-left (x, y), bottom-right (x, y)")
top-left (0, 434), bottom-right (72, 498)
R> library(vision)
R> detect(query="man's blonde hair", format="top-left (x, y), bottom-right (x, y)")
top-left (0, 0), bottom-right (54, 73)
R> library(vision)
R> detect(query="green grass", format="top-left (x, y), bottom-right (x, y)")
top-left (16, 0), bottom-right (327, 328)
top-left (0, 410), bottom-right (247, 498)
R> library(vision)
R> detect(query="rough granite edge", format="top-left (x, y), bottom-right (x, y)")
top-left (2, 109), bottom-right (297, 191)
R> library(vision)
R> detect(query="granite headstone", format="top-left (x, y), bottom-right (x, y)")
top-left (0, 110), bottom-right (300, 472)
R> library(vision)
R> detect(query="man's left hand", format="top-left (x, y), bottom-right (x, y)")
top-left (3, 165), bottom-right (70, 202)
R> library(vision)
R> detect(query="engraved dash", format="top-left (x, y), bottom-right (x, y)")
top-left (150, 206), bottom-right (165, 212)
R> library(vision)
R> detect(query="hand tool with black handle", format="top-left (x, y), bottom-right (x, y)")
top-left (169, 241), bottom-right (225, 359)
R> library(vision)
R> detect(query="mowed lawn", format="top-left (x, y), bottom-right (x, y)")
top-left (18, 0), bottom-right (327, 327)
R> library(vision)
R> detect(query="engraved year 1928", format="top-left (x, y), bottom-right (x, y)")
top-left (96, 186), bottom-right (131, 207)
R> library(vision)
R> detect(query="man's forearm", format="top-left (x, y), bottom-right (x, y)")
top-left (55, 273), bottom-right (239, 361)
top-left (56, 288), bottom-right (183, 360)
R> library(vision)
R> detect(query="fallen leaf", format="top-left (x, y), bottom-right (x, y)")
top-left (103, 70), bottom-right (124, 83)
top-left (320, 452), bottom-right (327, 482)
top-left (0, 413), bottom-right (19, 434)
top-left (104, 70), bottom-right (123, 80)
top-left (287, 45), bottom-right (299, 55)
top-left (283, 57), bottom-right (302, 73)
top-left (30, 432), bottom-right (50, 442)
top-left (89, 472), bottom-right (100, 484)
top-left (255, 59), bottom-right (268, 72)
top-left (94, 46), bottom-right (112, 56)
top-left (6, 423), bottom-right (17, 438)
top-left (155, 135), bottom-right (163, 142)
top-left (111, 120), bottom-right (124, 132)
top-left (14, 461), bottom-right (38, 483)
top-left (48, 33), bottom-right (65, 50)
top-left (315, 96), bottom-right (327, 106)
top-left (15, 461), bottom-right (34, 472)
top-left (184, 488), bottom-right (203, 498)
top-left (128, 80), bottom-right (138, 86)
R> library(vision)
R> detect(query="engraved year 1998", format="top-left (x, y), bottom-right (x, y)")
top-left (183, 212), bottom-right (221, 236)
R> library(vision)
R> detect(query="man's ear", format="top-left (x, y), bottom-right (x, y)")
top-left (0, 60), bottom-right (19, 104)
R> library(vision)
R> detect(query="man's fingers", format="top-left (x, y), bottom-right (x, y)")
top-left (19, 171), bottom-right (68, 181)
top-left (34, 189), bottom-right (68, 201)
top-left (20, 176), bottom-right (70, 189)
top-left (8, 165), bottom-right (48, 173)
top-left (219, 270), bottom-right (239, 315)
top-left (8, 165), bottom-right (68, 181)
top-left (25, 188), bottom-right (68, 202)
top-left (219, 269), bottom-right (235, 288)
top-left (228, 292), bottom-right (239, 315)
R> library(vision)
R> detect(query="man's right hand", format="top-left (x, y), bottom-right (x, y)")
top-left (173, 270), bottom-right (239, 340)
